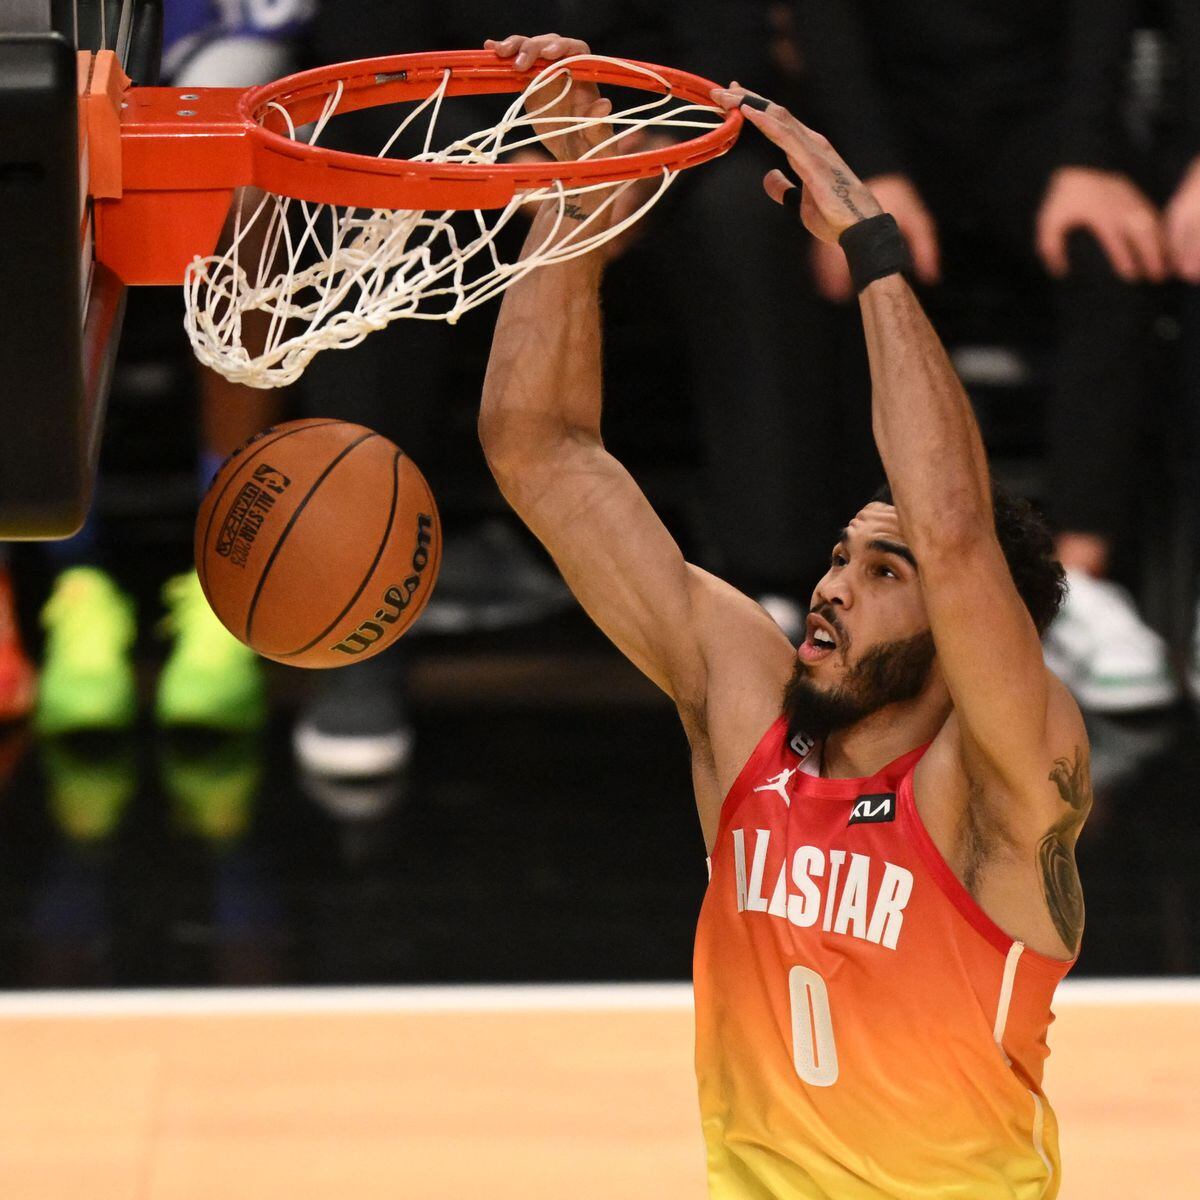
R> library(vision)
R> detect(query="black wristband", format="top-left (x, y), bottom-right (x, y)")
top-left (838, 213), bottom-right (913, 293)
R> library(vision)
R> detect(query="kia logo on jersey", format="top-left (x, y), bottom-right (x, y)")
top-left (848, 793), bottom-right (896, 826)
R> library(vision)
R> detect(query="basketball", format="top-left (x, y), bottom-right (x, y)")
top-left (195, 419), bottom-right (441, 668)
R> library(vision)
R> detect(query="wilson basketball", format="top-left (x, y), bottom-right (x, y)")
top-left (195, 419), bottom-right (441, 668)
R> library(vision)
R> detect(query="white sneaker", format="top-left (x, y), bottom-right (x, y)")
top-left (1189, 596), bottom-right (1200, 701)
top-left (1043, 570), bottom-right (1179, 712)
top-left (758, 594), bottom-right (806, 643)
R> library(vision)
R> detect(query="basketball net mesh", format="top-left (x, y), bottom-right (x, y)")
top-left (183, 56), bottom-right (723, 388)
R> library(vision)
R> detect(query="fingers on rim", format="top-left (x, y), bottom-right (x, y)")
top-left (501, 32), bottom-right (589, 67)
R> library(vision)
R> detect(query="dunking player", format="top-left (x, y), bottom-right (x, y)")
top-left (479, 33), bottom-right (1090, 1199)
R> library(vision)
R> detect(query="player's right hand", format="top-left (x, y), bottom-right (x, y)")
top-left (710, 84), bottom-right (882, 244)
top-left (485, 34), bottom-right (613, 163)
top-left (811, 174), bottom-right (941, 301)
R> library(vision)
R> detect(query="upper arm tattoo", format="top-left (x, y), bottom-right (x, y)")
top-left (1038, 747), bottom-right (1092, 952)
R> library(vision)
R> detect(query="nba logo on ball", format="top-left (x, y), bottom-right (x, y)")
top-left (195, 420), bottom-right (442, 668)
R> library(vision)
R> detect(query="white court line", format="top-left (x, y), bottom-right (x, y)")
top-left (1053, 977), bottom-right (1200, 1005)
top-left (0, 982), bottom-right (696, 1018)
top-left (0, 978), bottom-right (1197, 1019)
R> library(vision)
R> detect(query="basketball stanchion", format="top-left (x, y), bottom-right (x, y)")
top-left (86, 49), bottom-right (743, 387)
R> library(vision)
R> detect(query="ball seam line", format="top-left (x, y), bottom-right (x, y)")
top-left (243, 432), bottom-right (378, 644)
top-left (275, 448), bottom-right (406, 659)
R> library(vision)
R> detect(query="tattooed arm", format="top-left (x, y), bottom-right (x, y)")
top-left (712, 88), bottom-right (1093, 953)
top-left (1038, 747), bottom-right (1092, 951)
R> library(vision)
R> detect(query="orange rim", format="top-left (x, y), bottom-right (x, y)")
top-left (96, 50), bottom-right (742, 284)
top-left (234, 50), bottom-right (743, 208)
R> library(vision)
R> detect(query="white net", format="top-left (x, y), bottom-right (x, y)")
top-left (183, 55), bottom-right (725, 388)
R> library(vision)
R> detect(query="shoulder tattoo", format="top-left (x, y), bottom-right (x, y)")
top-left (1038, 747), bottom-right (1092, 952)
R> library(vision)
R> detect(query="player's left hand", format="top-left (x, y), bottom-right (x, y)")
top-left (486, 34), bottom-right (665, 256)
top-left (1165, 156), bottom-right (1200, 283)
top-left (709, 83), bottom-right (883, 242)
top-left (486, 34), bottom-right (613, 163)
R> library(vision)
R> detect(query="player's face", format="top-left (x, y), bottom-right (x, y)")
top-left (783, 503), bottom-right (936, 737)
top-left (801, 502), bottom-right (929, 670)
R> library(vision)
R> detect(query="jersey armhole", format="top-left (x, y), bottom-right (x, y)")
top-left (715, 715), bottom-right (788, 836)
top-left (897, 772), bottom-right (1077, 978)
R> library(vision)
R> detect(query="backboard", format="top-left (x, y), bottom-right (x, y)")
top-left (0, 0), bottom-right (161, 539)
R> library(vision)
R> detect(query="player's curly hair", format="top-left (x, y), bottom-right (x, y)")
top-left (871, 482), bottom-right (1067, 636)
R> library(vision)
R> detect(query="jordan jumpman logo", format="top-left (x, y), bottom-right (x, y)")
top-left (754, 766), bottom-right (800, 808)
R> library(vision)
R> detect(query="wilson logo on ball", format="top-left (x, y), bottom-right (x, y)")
top-left (331, 512), bottom-right (435, 656)
top-left (215, 462), bottom-right (292, 568)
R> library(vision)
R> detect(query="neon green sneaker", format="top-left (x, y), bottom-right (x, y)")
top-left (35, 567), bottom-right (137, 735)
top-left (155, 570), bottom-right (266, 731)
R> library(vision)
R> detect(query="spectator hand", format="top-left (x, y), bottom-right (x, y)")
top-left (710, 84), bottom-right (883, 243)
top-left (1036, 167), bottom-right (1166, 283)
top-left (1164, 157), bottom-right (1200, 283)
top-left (810, 174), bottom-right (941, 302)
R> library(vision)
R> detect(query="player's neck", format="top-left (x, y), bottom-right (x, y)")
top-left (820, 692), bottom-right (949, 779)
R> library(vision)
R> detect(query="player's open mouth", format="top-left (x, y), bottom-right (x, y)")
top-left (799, 615), bottom-right (838, 662)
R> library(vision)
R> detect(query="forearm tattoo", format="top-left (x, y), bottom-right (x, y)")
top-left (831, 168), bottom-right (865, 221)
top-left (1039, 748), bottom-right (1092, 951)
top-left (563, 203), bottom-right (589, 222)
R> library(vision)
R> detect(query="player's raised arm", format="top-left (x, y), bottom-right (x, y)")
top-left (715, 87), bottom-right (1086, 838)
top-left (479, 37), bottom-right (791, 725)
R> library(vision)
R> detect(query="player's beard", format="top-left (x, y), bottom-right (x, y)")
top-left (783, 629), bottom-right (937, 744)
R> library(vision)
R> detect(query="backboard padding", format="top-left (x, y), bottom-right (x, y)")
top-left (0, 31), bottom-right (114, 538)
top-left (0, 2), bottom-right (159, 538)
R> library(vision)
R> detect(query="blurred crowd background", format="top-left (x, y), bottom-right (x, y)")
top-left (1, 0), bottom-right (1199, 988)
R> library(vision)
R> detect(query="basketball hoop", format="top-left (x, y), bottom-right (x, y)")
top-left (90, 50), bottom-right (742, 388)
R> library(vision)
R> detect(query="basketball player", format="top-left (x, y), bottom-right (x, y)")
top-left (479, 33), bottom-right (1089, 1199)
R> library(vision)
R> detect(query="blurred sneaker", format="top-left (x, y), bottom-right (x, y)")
top-left (419, 519), bottom-right (572, 634)
top-left (1044, 569), bottom-right (1179, 712)
top-left (1190, 594), bottom-right (1200, 702)
top-left (0, 567), bottom-right (35, 722)
top-left (156, 571), bottom-right (266, 731)
top-left (300, 768), bottom-right (407, 822)
top-left (1084, 712), bottom-right (1174, 793)
top-left (758, 594), bottom-right (806, 644)
top-left (162, 731), bottom-right (262, 842)
top-left (36, 567), bottom-right (137, 735)
top-left (42, 735), bottom-right (136, 842)
top-left (293, 654), bottom-right (412, 776)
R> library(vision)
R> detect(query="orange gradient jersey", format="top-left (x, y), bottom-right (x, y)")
top-left (694, 718), bottom-right (1076, 1199)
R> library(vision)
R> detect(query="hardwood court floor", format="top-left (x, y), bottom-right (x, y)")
top-left (0, 982), bottom-right (1195, 1200)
